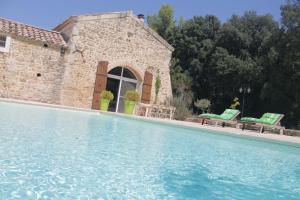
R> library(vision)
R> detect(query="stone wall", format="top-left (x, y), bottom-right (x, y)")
top-left (0, 36), bottom-right (65, 104)
top-left (58, 11), bottom-right (173, 108)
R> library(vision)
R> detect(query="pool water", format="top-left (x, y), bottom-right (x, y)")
top-left (0, 102), bottom-right (300, 200)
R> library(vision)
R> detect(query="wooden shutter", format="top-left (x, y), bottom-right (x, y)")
top-left (92, 61), bottom-right (108, 109)
top-left (141, 71), bottom-right (153, 104)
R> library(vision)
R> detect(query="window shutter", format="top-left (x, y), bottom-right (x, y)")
top-left (141, 71), bottom-right (153, 104)
top-left (92, 61), bottom-right (108, 109)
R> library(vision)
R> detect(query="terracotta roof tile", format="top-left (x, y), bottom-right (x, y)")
top-left (0, 17), bottom-right (66, 47)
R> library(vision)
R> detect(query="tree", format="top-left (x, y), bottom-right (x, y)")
top-left (281, 0), bottom-right (300, 30)
top-left (169, 15), bottom-right (221, 106)
top-left (149, 1), bottom-right (300, 129)
top-left (147, 4), bottom-right (176, 38)
top-left (261, 0), bottom-right (300, 129)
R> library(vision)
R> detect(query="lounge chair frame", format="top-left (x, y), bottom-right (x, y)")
top-left (198, 111), bottom-right (240, 128)
top-left (240, 114), bottom-right (285, 134)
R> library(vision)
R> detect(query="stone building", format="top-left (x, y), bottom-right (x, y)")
top-left (0, 11), bottom-right (174, 112)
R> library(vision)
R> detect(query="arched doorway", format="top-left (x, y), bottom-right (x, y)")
top-left (106, 66), bottom-right (139, 112)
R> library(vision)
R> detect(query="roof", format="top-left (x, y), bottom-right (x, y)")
top-left (0, 17), bottom-right (66, 47)
top-left (53, 11), bottom-right (174, 52)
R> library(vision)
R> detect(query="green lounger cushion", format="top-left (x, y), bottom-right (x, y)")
top-left (219, 109), bottom-right (240, 120)
top-left (200, 113), bottom-right (220, 119)
top-left (256, 113), bottom-right (281, 125)
top-left (241, 113), bottom-right (282, 125)
top-left (200, 109), bottom-right (239, 120)
top-left (240, 117), bottom-right (259, 123)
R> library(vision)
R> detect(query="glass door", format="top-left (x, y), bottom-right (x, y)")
top-left (106, 78), bottom-right (120, 112)
top-left (117, 81), bottom-right (137, 113)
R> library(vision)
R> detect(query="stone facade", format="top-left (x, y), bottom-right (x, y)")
top-left (0, 11), bottom-right (174, 109)
top-left (0, 37), bottom-right (65, 104)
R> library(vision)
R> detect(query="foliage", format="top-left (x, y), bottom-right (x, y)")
top-left (149, 1), bottom-right (300, 129)
top-left (171, 95), bottom-right (192, 120)
top-left (281, 0), bottom-right (300, 30)
top-left (155, 70), bottom-right (162, 104)
top-left (262, 0), bottom-right (300, 129)
top-left (100, 90), bottom-right (114, 101)
top-left (194, 99), bottom-right (211, 113)
top-left (124, 90), bottom-right (140, 102)
top-left (147, 4), bottom-right (176, 38)
top-left (230, 97), bottom-right (240, 109)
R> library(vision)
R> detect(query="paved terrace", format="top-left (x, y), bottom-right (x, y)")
top-left (1, 98), bottom-right (300, 147)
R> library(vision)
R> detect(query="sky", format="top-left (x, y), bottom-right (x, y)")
top-left (1, 0), bottom-right (286, 30)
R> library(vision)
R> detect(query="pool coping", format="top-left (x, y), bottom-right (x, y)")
top-left (1, 98), bottom-right (300, 147)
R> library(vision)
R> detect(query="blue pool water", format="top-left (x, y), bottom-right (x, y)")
top-left (0, 102), bottom-right (300, 200)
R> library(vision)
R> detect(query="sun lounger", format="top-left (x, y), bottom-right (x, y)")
top-left (198, 109), bottom-right (240, 127)
top-left (240, 113), bottom-right (285, 134)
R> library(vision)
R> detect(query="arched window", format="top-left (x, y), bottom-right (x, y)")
top-left (108, 66), bottom-right (137, 81)
top-left (106, 67), bottom-right (139, 112)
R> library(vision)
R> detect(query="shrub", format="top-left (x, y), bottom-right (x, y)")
top-left (155, 70), bottom-right (161, 104)
top-left (124, 90), bottom-right (140, 102)
top-left (100, 90), bottom-right (114, 101)
top-left (171, 95), bottom-right (192, 120)
top-left (194, 99), bottom-right (211, 113)
top-left (230, 97), bottom-right (240, 109)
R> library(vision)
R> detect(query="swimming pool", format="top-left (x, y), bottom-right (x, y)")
top-left (0, 101), bottom-right (300, 200)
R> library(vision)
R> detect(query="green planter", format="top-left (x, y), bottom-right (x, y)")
top-left (100, 99), bottom-right (110, 111)
top-left (124, 100), bottom-right (136, 114)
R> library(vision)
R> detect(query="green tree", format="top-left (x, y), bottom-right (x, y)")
top-left (149, 1), bottom-right (300, 129)
top-left (260, 0), bottom-right (300, 128)
top-left (281, 0), bottom-right (300, 30)
top-left (147, 4), bottom-right (176, 38)
top-left (169, 15), bottom-right (221, 106)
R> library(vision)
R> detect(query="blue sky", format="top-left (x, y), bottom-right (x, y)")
top-left (1, 0), bottom-right (285, 29)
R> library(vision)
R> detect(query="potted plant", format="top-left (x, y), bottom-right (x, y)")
top-left (124, 90), bottom-right (140, 114)
top-left (100, 90), bottom-right (114, 111)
